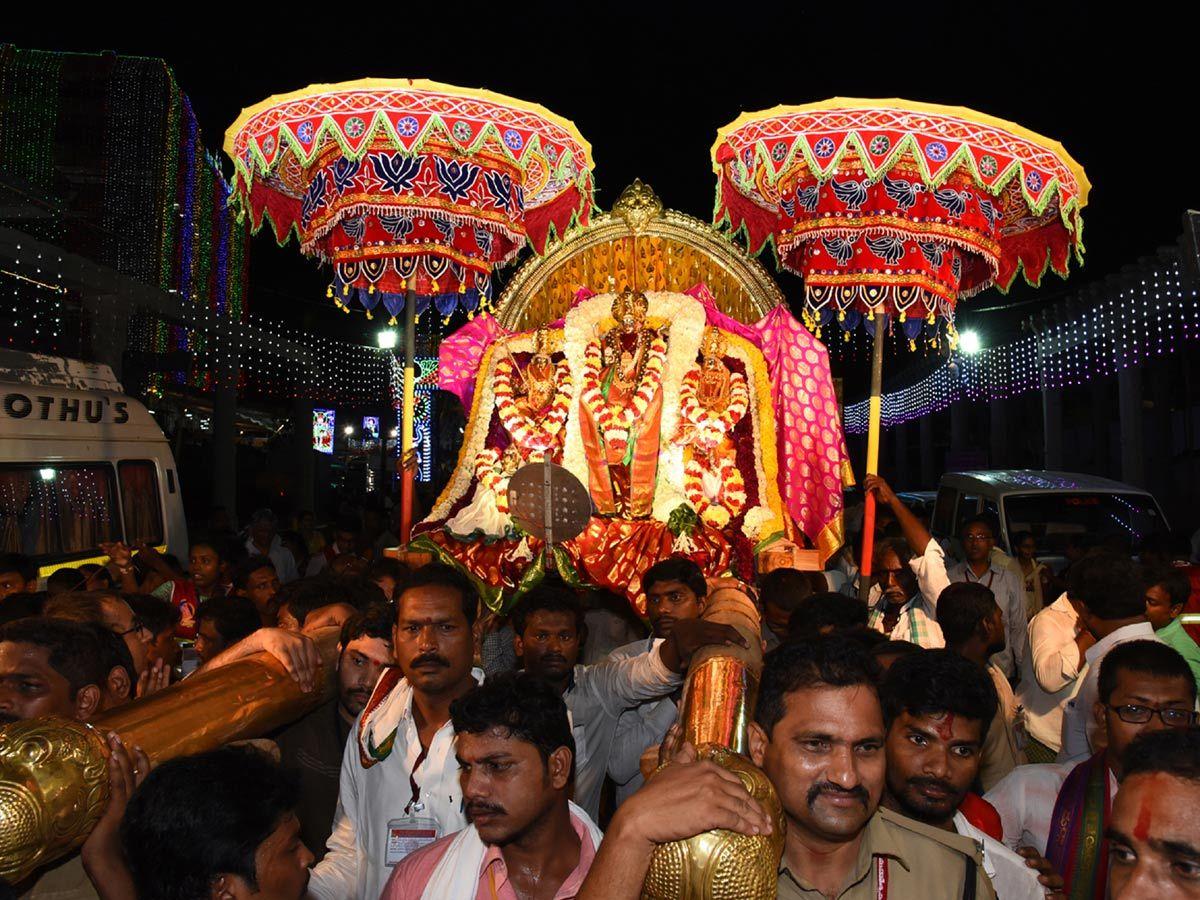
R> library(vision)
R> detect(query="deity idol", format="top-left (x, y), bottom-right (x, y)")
top-left (675, 326), bottom-right (750, 528)
top-left (579, 290), bottom-right (669, 518)
top-left (493, 326), bottom-right (572, 463)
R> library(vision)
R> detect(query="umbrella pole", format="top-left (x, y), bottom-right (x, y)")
top-left (399, 282), bottom-right (417, 545)
top-left (857, 318), bottom-right (886, 603)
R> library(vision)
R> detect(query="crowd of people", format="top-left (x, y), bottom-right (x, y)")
top-left (1, 474), bottom-right (1199, 899)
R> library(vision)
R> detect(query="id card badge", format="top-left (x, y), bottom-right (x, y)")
top-left (385, 816), bottom-right (440, 867)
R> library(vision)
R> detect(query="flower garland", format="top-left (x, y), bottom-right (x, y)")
top-left (579, 333), bottom-right (669, 457)
top-left (676, 367), bottom-right (750, 451)
top-left (474, 449), bottom-right (513, 513)
top-left (492, 356), bottom-right (572, 458)
top-left (684, 454), bottom-right (746, 528)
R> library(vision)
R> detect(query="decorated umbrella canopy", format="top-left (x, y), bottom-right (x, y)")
top-left (225, 79), bottom-right (594, 543)
top-left (224, 78), bottom-right (594, 324)
top-left (712, 98), bottom-right (1089, 595)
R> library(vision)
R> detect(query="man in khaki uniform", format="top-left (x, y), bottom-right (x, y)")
top-left (577, 637), bottom-right (994, 900)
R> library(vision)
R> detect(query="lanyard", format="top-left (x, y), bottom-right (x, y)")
top-left (488, 867), bottom-right (500, 900)
top-left (965, 567), bottom-right (995, 589)
top-left (404, 743), bottom-right (429, 815)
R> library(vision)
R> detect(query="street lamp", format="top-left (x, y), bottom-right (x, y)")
top-left (959, 329), bottom-right (983, 355)
top-left (376, 329), bottom-right (398, 350)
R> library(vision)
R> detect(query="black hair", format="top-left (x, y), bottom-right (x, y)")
top-left (872, 536), bottom-right (915, 570)
top-left (451, 671), bottom-right (575, 766)
top-left (788, 591), bottom-right (869, 640)
top-left (0, 553), bottom-right (34, 583)
top-left (282, 575), bottom-right (384, 628)
top-left (397, 563), bottom-right (479, 628)
top-left (195, 596), bottom-right (260, 647)
top-left (83, 622), bottom-right (137, 698)
top-left (936, 582), bottom-right (1000, 647)
top-left (510, 581), bottom-right (584, 636)
top-left (365, 557), bottom-right (411, 593)
top-left (77, 563), bottom-right (113, 588)
top-left (43, 591), bottom-right (116, 625)
top-left (841, 627), bottom-right (891, 652)
top-left (758, 567), bottom-right (823, 614)
top-left (1009, 530), bottom-right (1034, 549)
top-left (880, 650), bottom-right (998, 741)
top-left (187, 536), bottom-right (227, 562)
top-left (45, 568), bottom-right (86, 595)
top-left (121, 746), bottom-right (298, 900)
top-left (641, 557), bottom-right (707, 601)
top-left (960, 515), bottom-right (995, 538)
top-left (1143, 565), bottom-right (1191, 609)
top-left (1067, 552), bottom-right (1145, 620)
top-left (1122, 728), bottom-right (1200, 783)
top-left (0, 617), bottom-right (106, 697)
top-left (1097, 639), bottom-right (1197, 706)
top-left (126, 594), bottom-right (182, 637)
top-left (755, 637), bottom-right (880, 737)
top-left (871, 639), bottom-right (923, 660)
top-left (233, 555), bottom-right (276, 592)
top-left (0, 592), bottom-right (46, 626)
top-left (340, 602), bottom-right (395, 648)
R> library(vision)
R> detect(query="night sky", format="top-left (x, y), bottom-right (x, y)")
top-left (7, 9), bottom-right (1194, 397)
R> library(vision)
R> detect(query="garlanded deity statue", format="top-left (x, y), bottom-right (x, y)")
top-left (493, 326), bottom-right (572, 463)
top-left (446, 445), bottom-right (524, 538)
top-left (675, 326), bottom-right (750, 528)
top-left (579, 290), bottom-right (670, 518)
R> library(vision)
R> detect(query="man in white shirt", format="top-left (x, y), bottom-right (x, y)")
top-left (307, 564), bottom-right (482, 900)
top-left (880, 649), bottom-right (1048, 900)
top-left (245, 508), bottom-right (300, 584)
top-left (1017, 589), bottom-right (1093, 761)
top-left (985, 640), bottom-right (1196, 868)
top-left (862, 475), bottom-right (950, 648)
top-left (511, 580), bottom-right (745, 820)
top-left (607, 557), bottom-right (708, 805)
top-left (946, 516), bottom-right (1027, 677)
top-left (1058, 553), bottom-right (1160, 761)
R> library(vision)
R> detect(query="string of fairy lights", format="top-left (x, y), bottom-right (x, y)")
top-left (843, 249), bottom-right (1200, 433)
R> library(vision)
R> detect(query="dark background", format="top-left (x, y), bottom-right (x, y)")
top-left (5, 6), bottom-right (1195, 398)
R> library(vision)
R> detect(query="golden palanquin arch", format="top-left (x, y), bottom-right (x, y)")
top-left (493, 180), bottom-right (785, 330)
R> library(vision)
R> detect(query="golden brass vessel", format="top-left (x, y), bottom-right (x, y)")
top-left (642, 584), bottom-right (785, 899)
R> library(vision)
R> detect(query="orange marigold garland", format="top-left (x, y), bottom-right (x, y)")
top-left (580, 334), bottom-right (669, 457)
top-left (684, 454), bottom-right (747, 528)
top-left (473, 449), bottom-right (514, 513)
top-left (493, 357), bottom-right (572, 459)
top-left (676, 368), bottom-right (750, 451)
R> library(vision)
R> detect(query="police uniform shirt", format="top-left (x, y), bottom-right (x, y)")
top-left (777, 807), bottom-right (997, 899)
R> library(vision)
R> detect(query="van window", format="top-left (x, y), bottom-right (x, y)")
top-left (1003, 492), bottom-right (1165, 555)
top-left (955, 494), bottom-right (982, 534)
top-left (119, 461), bottom-right (163, 545)
top-left (0, 464), bottom-right (121, 559)
top-left (932, 488), bottom-right (958, 536)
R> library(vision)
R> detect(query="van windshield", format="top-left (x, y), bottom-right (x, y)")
top-left (1002, 492), bottom-right (1165, 554)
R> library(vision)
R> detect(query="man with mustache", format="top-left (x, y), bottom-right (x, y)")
top-left (607, 557), bottom-right (707, 806)
top-left (862, 476), bottom-right (951, 648)
top-left (309, 564), bottom-right (483, 900)
top-left (382, 671), bottom-right (603, 899)
top-left (576, 637), bottom-right (995, 899)
top-left (274, 603), bottom-right (394, 862)
top-left (880, 650), bottom-right (1049, 899)
top-left (511, 579), bottom-right (745, 820)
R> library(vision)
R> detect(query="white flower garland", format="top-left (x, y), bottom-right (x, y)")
top-left (493, 356), bottom-right (572, 458)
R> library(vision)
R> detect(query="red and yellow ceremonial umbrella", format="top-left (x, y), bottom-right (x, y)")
top-left (224, 79), bottom-right (594, 541)
top-left (712, 98), bottom-right (1089, 594)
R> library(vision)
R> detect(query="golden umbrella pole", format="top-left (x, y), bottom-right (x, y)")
top-left (399, 280), bottom-right (418, 545)
top-left (0, 629), bottom-right (340, 885)
top-left (857, 319), bottom-right (886, 604)
top-left (643, 584), bottom-right (785, 899)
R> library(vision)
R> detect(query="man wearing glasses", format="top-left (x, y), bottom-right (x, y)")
top-left (986, 640), bottom-right (1197, 897)
top-left (43, 591), bottom-right (167, 697)
top-left (947, 516), bottom-right (1027, 677)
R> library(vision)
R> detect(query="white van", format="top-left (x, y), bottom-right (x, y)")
top-left (931, 470), bottom-right (1169, 566)
top-left (0, 352), bottom-right (187, 581)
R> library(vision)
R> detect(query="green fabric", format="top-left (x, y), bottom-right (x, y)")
top-left (1157, 617), bottom-right (1200, 691)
